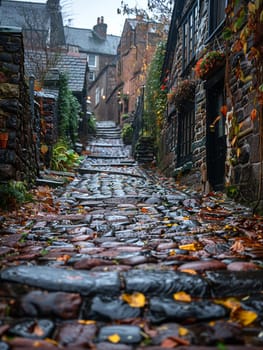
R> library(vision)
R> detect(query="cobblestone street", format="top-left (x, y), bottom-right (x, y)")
top-left (1, 122), bottom-right (263, 349)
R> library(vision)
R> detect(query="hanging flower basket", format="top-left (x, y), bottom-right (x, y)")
top-left (194, 51), bottom-right (225, 80)
top-left (171, 79), bottom-right (196, 109)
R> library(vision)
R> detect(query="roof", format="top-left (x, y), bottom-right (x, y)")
top-left (57, 51), bottom-right (87, 92)
top-left (25, 50), bottom-right (88, 93)
top-left (64, 26), bottom-right (120, 56)
top-left (0, 0), bottom-right (49, 30)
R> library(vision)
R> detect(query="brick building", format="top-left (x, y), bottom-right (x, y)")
top-left (116, 16), bottom-right (165, 120)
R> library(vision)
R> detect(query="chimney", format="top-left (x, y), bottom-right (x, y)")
top-left (93, 16), bottom-right (107, 40)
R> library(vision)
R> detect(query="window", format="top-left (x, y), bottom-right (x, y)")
top-left (88, 71), bottom-right (95, 81)
top-left (88, 54), bottom-right (97, 67)
top-left (177, 104), bottom-right (195, 166)
top-left (209, 0), bottom-right (227, 36)
top-left (183, 3), bottom-right (198, 69)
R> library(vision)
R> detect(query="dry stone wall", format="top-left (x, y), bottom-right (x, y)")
top-left (0, 27), bottom-right (38, 183)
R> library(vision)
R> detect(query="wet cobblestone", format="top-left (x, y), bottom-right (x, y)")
top-left (0, 122), bottom-right (263, 349)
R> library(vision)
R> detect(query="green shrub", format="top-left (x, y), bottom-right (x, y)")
top-left (121, 123), bottom-right (133, 144)
top-left (0, 181), bottom-right (32, 210)
top-left (51, 139), bottom-right (84, 171)
top-left (87, 115), bottom-right (96, 134)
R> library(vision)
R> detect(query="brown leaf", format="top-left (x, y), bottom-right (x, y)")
top-left (230, 240), bottom-right (245, 253)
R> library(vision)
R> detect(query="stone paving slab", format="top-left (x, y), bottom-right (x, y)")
top-left (1, 121), bottom-right (263, 349)
top-left (1, 265), bottom-right (121, 296)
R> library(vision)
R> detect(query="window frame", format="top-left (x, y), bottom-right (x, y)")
top-left (177, 104), bottom-right (195, 166)
top-left (88, 71), bottom-right (95, 81)
top-left (182, 2), bottom-right (198, 71)
top-left (88, 54), bottom-right (97, 68)
top-left (208, 0), bottom-right (227, 38)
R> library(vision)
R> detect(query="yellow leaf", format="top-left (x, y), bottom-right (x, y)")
top-left (180, 269), bottom-right (197, 275)
top-left (231, 135), bottom-right (237, 146)
top-left (236, 148), bottom-right (241, 158)
top-left (173, 291), bottom-right (192, 302)
top-left (169, 249), bottom-right (176, 256)
top-left (108, 333), bottom-right (121, 343)
top-left (232, 309), bottom-right (258, 326)
top-left (178, 327), bottom-right (189, 336)
top-left (179, 243), bottom-right (197, 251)
top-left (78, 320), bottom-right (96, 325)
top-left (122, 292), bottom-right (146, 308)
top-left (248, 2), bottom-right (256, 13)
top-left (40, 144), bottom-right (48, 154)
top-left (44, 339), bottom-right (59, 346)
top-left (215, 297), bottom-right (240, 312)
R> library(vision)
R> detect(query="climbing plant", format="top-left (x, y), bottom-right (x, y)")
top-left (57, 73), bottom-right (81, 145)
top-left (144, 41), bottom-right (167, 145)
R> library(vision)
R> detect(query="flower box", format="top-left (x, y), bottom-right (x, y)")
top-left (170, 80), bottom-right (196, 109)
top-left (194, 51), bottom-right (225, 80)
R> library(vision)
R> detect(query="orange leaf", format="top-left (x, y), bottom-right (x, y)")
top-left (141, 207), bottom-right (149, 213)
top-left (220, 105), bottom-right (228, 116)
top-left (230, 240), bottom-right (245, 253)
top-left (161, 337), bottom-right (178, 348)
top-left (122, 292), bottom-right (146, 308)
top-left (57, 254), bottom-right (71, 262)
top-left (161, 336), bottom-right (190, 347)
top-left (250, 108), bottom-right (258, 121)
top-left (33, 324), bottom-right (45, 337)
top-left (108, 333), bottom-right (121, 343)
top-left (173, 291), bottom-right (192, 302)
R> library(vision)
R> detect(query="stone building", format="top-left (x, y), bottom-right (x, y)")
top-left (159, 0), bottom-right (263, 210)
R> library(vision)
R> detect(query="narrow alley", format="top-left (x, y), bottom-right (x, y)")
top-left (0, 121), bottom-right (263, 349)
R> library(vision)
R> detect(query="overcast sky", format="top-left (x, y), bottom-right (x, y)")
top-left (13, 0), bottom-right (148, 36)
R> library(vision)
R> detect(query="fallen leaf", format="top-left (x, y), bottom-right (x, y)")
top-left (78, 320), bottom-right (96, 325)
top-left (179, 243), bottom-right (197, 251)
top-left (57, 254), bottom-right (71, 262)
top-left (173, 291), bottom-right (192, 302)
top-left (231, 309), bottom-right (258, 326)
top-left (180, 269), bottom-right (197, 275)
top-left (122, 292), bottom-right (146, 308)
top-left (178, 327), bottom-right (189, 336)
top-left (33, 324), bottom-right (44, 337)
top-left (230, 240), bottom-right (245, 253)
top-left (161, 336), bottom-right (190, 347)
top-left (108, 333), bottom-right (121, 343)
top-left (161, 337), bottom-right (178, 348)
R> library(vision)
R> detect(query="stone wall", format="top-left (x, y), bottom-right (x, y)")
top-left (35, 91), bottom-right (57, 168)
top-left (0, 27), bottom-right (39, 183)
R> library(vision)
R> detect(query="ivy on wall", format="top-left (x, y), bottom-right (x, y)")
top-left (144, 41), bottom-right (167, 144)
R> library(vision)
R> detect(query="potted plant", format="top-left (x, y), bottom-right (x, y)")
top-left (194, 50), bottom-right (225, 80)
top-left (0, 129), bottom-right (8, 148)
top-left (172, 79), bottom-right (196, 109)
